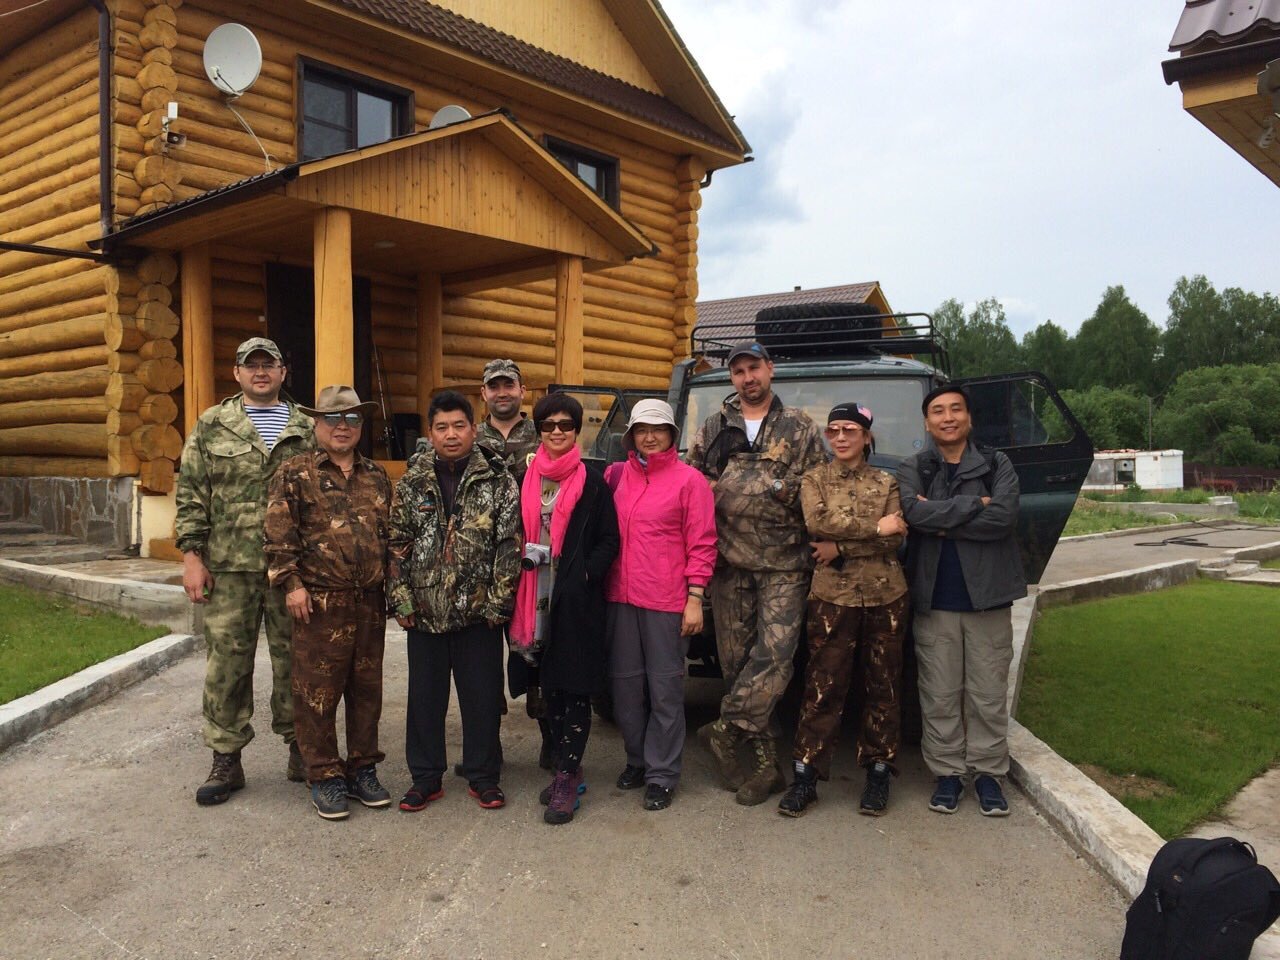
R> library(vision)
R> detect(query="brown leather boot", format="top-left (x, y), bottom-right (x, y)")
top-left (195, 751), bottom-right (245, 806)
top-left (736, 737), bottom-right (785, 806)
top-left (698, 719), bottom-right (747, 790)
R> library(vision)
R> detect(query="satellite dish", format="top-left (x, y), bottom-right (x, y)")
top-left (203, 24), bottom-right (262, 97)
top-left (429, 105), bottom-right (472, 130)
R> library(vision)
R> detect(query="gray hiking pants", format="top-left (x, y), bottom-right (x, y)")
top-left (607, 603), bottom-right (688, 788)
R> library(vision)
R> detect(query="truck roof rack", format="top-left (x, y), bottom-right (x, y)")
top-left (690, 311), bottom-right (950, 376)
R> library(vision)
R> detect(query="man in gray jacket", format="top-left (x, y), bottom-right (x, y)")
top-left (898, 385), bottom-right (1025, 817)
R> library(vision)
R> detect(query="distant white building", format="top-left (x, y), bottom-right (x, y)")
top-left (1083, 450), bottom-right (1184, 492)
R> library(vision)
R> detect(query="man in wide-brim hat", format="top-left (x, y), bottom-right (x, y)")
top-left (265, 385), bottom-right (394, 821)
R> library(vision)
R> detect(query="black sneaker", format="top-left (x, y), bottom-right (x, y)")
top-left (859, 761), bottom-right (892, 816)
top-left (311, 777), bottom-right (350, 820)
top-left (346, 766), bottom-right (392, 808)
top-left (643, 783), bottom-right (674, 811)
top-left (777, 765), bottom-right (818, 818)
top-left (929, 775), bottom-right (964, 814)
top-left (616, 764), bottom-right (646, 790)
top-left (975, 775), bottom-right (1010, 817)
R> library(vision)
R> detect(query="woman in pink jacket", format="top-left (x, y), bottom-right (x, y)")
top-left (605, 399), bottom-right (717, 810)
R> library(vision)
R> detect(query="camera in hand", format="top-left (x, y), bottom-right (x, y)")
top-left (521, 542), bottom-right (551, 570)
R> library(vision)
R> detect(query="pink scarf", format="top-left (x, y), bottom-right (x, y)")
top-left (509, 443), bottom-right (587, 651)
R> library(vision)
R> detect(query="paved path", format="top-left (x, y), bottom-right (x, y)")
top-left (0, 624), bottom-right (1126, 960)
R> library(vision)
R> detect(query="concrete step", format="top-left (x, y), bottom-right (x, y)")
top-left (1197, 558), bottom-right (1260, 580)
top-left (0, 531), bottom-right (82, 549)
top-left (0, 543), bottom-right (116, 565)
top-left (1226, 571), bottom-right (1280, 588)
top-left (0, 521), bottom-right (47, 536)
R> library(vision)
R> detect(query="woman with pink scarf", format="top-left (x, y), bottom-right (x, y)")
top-left (509, 393), bottom-right (618, 825)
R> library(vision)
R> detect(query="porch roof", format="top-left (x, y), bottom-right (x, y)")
top-left (95, 112), bottom-right (656, 291)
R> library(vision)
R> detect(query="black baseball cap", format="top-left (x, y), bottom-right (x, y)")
top-left (726, 341), bottom-right (772, 364)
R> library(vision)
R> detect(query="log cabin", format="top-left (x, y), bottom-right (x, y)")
top-left (0, 0), bottom-right (749, 554)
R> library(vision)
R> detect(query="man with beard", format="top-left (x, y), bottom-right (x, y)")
top-left (476, 358), bottom-right (539, 484)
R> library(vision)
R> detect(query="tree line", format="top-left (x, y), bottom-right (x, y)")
top-left (933, 277), bottom-right (1280, 466)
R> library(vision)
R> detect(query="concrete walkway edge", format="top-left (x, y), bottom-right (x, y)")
top-left (0, 632), bottom-right (201, 755)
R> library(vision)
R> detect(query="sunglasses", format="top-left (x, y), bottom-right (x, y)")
top-left (537, 418), bottom-right (577, 434)
top-left (321, 412), bottom-right (363, 427)
top-left (824, 424), bottom-right (865, 438)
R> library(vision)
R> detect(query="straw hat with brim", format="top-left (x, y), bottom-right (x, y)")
top-left (299, 385), bottom-right (379, 419)
top-left (623, 398), bottom-right (680, 451)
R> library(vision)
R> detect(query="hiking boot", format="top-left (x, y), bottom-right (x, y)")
top-left (346, 766), bottom-right (392, 808)
top-left (929, 775), bottom-right (964, 814)
top-left (399, 782), bottom-right (444, 812)
top-left (286, 741), bottom-right (305, 783)
top-left (540, 775), bottom-right (588, 806)
top-left (777, 763), bottom-right (818, 817)
top-left (975, 775), bottom-right (1010, 817)
top-left (736, 737), bottom-right (785, 806)
top-left (643, 783), bottom-right (674, 811)
top-left (859, 761), bottom-right (892, 817)
top-left (543, 769), bottom-right (585, 825)
top-left (615, 764), bottom-right (646, 790)
top-left (195, 751), bottom-right (245, 806)
top-left (311, 777), bottom-right (350, 820)
top-left (698, 719), bottom-right (746, 791)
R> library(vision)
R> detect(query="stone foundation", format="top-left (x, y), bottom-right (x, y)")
top-left (0, 477), bottom-right (134, 549)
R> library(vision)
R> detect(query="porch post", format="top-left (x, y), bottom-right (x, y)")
top-left (180, 242), bottom-right (214, 435)
top-left (416, 272), bottom-right (443, 427)
top-left (313, 207), bottom-right (354, 390)
top-left (554, 254), bottom-right (584, 384)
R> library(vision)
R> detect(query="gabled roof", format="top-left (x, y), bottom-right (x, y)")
top-left (1169, 0), bottom-right (1280, 52)
top-left (698, 282), bottom-right (890, 331)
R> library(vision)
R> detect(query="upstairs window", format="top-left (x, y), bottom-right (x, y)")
top-left (298, 61), bottom-right (413, 161)
top-left (544, 136), bottom-right (619, 207)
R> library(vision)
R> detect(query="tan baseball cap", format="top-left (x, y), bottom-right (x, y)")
top-left (235, 337), bottom-right (283, 364)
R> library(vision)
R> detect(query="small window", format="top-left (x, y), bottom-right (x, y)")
top-left (298, 61), bottom-right (413, 161)
top-left (544, 136), bottom-right (619, 207)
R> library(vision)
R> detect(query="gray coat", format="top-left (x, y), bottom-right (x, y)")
top-left (897, 441), bottom-right (1027, 613)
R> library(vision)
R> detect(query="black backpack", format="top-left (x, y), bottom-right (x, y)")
top-left (1120, 836), bottom-right (1280, 960)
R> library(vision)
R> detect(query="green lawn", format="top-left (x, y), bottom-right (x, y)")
top-left (1084, 486), bottom-right (1280, 521)
top-left (1264, 557), bottom-right (1280, 570)
top-left (1018, 580), bottom-right (1280, 838)
top-left (0, 584), bottom-right (168, 705)
top-left (1061, 503), bottom-right (1189, 538)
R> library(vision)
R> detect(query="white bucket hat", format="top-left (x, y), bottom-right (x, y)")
top-left (623, 398), bottom-right (680, 451)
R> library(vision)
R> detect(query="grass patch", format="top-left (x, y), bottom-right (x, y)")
top-left (1061, 503), bottom-right (1189, 538)
top-left (1019, 580), bottom-right (1280, 838)
top-left (1263, 557), bottom-right (1280, 570)
top-left (0, 584), bottom-right (167, 705)
top-left (1084, 486), bottom-right (1280, 521)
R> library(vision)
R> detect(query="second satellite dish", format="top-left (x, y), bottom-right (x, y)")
top-left (204, 23), bottom-right (262, 97)
top-left (429, 105), bottom-right (472, 130)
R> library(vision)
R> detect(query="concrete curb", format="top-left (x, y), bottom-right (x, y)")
top-left (1058, 521), bottom-right (1206, 544)
top-left (0, 557), bottom-right (200, 634)
top-left (1225, 539), bottom-right (1280, 564)
top-left (1035, 560), bottom-right (1200, 610)
top-left (0, 632), bottom-right (201, 755)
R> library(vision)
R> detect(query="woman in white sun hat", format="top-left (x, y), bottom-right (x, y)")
top-left (604, 399), bottom-right (717, 811)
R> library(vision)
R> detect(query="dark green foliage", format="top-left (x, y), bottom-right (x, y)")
top-left (932, 296), bottom-right (1022, 379)
top-left (1073, 285), bottom-right (1160, 394)
top-left (1161, 275), bottom-right (1280, 387)
top-left (1153, 364), bottom-right (1280, 466)
top-left (1021, 320), bottom-right (1075, 390)
top-left (1057, 385), bottom-right (1149, 450)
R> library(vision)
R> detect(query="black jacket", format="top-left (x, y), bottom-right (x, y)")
top-left (509, 467), bottom-right (619, 697)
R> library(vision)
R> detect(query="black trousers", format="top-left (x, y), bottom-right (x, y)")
top-left (405, 623), bottom-right (504, 789)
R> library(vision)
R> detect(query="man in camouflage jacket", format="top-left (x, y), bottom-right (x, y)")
top-left (476, 358), bottom-right (539, 484)
top-left (686, 341), bottom-right (828, 805)
top-left (387, 390), bottom-right (521, 809)
top-left (175, 337), bottom-right (313, 806)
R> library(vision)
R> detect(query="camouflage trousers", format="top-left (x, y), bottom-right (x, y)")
top-left (291, 587), bottom-right (387, 783)
top-left (202, 571), bottom-right (293, 754)
top-left (793, 594), bottom-right (909, 778)
top-left (710, 566), bottom-right (810, 736)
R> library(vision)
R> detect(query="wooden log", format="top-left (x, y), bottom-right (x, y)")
top-left (134, 155), bottom-right (181, 188)
top-left (108, 410), bottom-right (143, 435)
top-left (554, 256), bottom-right (585, 384)
top-left (211, 279), bottom-right (267, 312)
top-left (139, 393), bottom-right (178, 425)
top-left (674, 191), bottom-right (702, 213)
top-left (167, 136), bottom-right (281, 179)
top-left (160, 89), bottom-right (295, 144)
top-left (622, 174), bottom-right (679, 207)
top-left (141, 46), bottom-right (173, 67)
top-left (137, 357), bottom-right (183, 392)
top-left (417, 273), bottom-right (444, 425)
top-left (210, 259), bottom-right (264, 286)
top-left (0, 257), bottom-right (94, 300)
top-left (0, 345), bottom-right (107, 379)
top-left (108, 435), bottom-right (141, 476)
top-left (137, 283), bottom-right (173, 306)
top-left (139, 456), bottom-right (175, 493)
top-left (0, 15), bottom-right (95, 92)
top-left (675, 156), bottom-right (707, 184)
top-left (106, 373), bottom-right (147, 411)
top-left (0, 224), bottom-right (99, 275)
top-left (0, 156), bottom-right (97, 220)
top-left (130, 423), bottom-right (182, 460)
top-left (171, 52), bottom-right (293, 120)
top-left (314, 208), bottom-right (354, 389)
top-left (104, 270), bottom-right (143, 298)
top-left (0, 457), bottom-right (109, 479)
top-left (106, 315), bottom-right (147, 352)
top-left (139, 184), bottom-right (175, 206)
top-left (0, 90), bottom-right (96, 161)
top-left (2, 204), bottom-right (100, 248)
top-left (582, 369), bottom-right (670, 391)
top-left (0, 365), bottom-right (109, 404)
top-left (136, 301), bottom-right (180, 340)
top-left (0, 44), bottom-right (97, 128)
top-left (142, 3), bottom-right (177, 26)
top-left (0, 397), bottom-right (106, 429)
top-left (0, 423), bottom-right (107, 457)
top-left (108, 352), bottom-right (141, 374)
top-left (584, 351), bottom-right (675, 378)
top-left (0, 291), bottom-right (108, 334)
top-left (139, 338), bottom-right (177, 361)
top-left (0, 317), bottom-right (104, 359)
top-left (0, 116), bottom-right (98, 192)
top-left (136, 252), bottom-right (178, 286)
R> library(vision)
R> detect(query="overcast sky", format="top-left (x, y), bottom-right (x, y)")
top-left (660, 0), bottom-right (1280, 336)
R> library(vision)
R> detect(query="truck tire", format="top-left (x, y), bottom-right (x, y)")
top-left (754, 301), bottom-right (884, 359)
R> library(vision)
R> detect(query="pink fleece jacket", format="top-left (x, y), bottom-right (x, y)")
top-left (605, 447), bottom-right (717, 613)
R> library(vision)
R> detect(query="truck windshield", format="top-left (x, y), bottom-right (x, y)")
top-left (681, 377), bottom-right (929, 461)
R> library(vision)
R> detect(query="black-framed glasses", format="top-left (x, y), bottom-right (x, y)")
top-left (537, 418), bottom-right (576, 434)
top-left (321, 413), bottom-right (363, 427)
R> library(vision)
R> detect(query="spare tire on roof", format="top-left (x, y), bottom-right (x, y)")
top-left (754, 301), bottom-right (884, 359)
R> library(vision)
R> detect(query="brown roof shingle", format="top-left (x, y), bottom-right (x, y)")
top-left (697, 282), bottom-right (883, 333)
top-left (328, 0), bottom-right (742, 152)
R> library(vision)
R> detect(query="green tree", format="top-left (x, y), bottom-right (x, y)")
top-left (1059, 386), bottom-right (1149, 450)
top-left (1160, 276), bottom-right (1280, 386)
top-left (1152, 363), bottom-right (1280, 466)
top-left (1021, 320), bottom-right (1075, 390)
top-left (1074, 285), bottom-right (1160, 393)
top-left (932, 297), bottom-right (1021, 378)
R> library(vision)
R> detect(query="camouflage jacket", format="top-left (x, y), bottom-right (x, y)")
top-left (686, 393), bottom-right (828, 572)
top-left (264, 451), bottom-right (392, 594)
top-left (800, 460), bottom-right (907, 608)
top-left (477, 415), bottom-right (539, 485)
top-left (175, 394), bottom-right (314, 572)
top-left (387, 445), bottom-right (521, 632)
